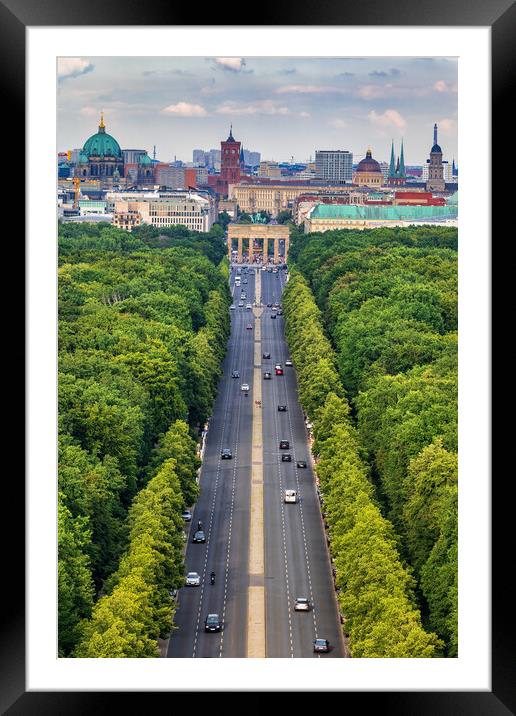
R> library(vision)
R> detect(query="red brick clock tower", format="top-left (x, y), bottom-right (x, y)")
top-left (220, 125), bottom-right (241, 195)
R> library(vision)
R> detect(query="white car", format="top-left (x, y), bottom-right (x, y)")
top-left (230, 305), bottom-right (236, 310)
top-left (284, 490), bottom-right (297, 504)
top-left (241, 383), bottom-right (250, 392)
top-left (246, 304), bottom-right (252, 309)
top-left (285, 359), bottom-right (293, 366)
top-left (294, 597), bottom-right (311, 611)
top-left (185, 572), bottom-right (201, 586)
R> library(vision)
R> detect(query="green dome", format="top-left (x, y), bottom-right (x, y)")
top-left (139, 153), bottom-right (152, 165)
top-left (82, 115), bottom-right (122, 158)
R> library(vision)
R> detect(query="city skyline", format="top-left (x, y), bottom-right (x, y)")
top-left (57, 56), bottom-right (458, 165)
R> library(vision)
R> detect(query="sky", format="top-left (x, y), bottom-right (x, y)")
top-left (57, 56), bottom-right (458, 166)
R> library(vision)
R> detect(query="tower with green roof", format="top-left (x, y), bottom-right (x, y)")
top-left (387, 139), bottom-right (406, 186)
top-left (75, 112), bottom-right (125, 183)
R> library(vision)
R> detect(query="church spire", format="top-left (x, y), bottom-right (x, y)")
top-left (399, 139), bottom-right (405, 177)
top-left (389, 140), bottom-right (396, 177)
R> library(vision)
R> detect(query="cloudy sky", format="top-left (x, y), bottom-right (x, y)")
top-left (57, 56), bottom-right (458, 165)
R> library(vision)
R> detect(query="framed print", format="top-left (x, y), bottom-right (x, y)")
top-left (3, 0), bottom-right (512, 710)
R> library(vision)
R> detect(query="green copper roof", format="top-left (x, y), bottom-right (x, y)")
top-left (310, 204), bottom-right (458, 220)
top-left (138, 153), bottom-right (152, 165)
top-left (82, 119), bottom-right (122, 159)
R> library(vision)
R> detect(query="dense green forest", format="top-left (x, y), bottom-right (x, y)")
top-left (58, 222), bottom-right (230, 656)
top-left (284, 225), bottom-right (457, 657)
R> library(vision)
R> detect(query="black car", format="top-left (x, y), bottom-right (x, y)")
top-left (279, 440), bottom-right (290, 449)
top-left (266, 303), bottom-right (272, 307)
top-left (271, 313), bottom-right (277, 319)
top-left (263, 352), bottom-right (271, 359)
top-left (231, 370), bottom-right (240, 378)
top-left (204, 614), bottom-right (222, 632)
top-left (296, 461), bottom-right (307, 468)
top-left (264, 372), bottom-right (271, 380)
top-left (192, 530), bottom-right (206, 543)
top-left (282, 453), bottom-right (292, 462)
top-left (278, 405), bottom-right (287, 411)
top-left (313, 638), bottom-right (330, 653)
top-left (221, 449), bottom-right (232, 459)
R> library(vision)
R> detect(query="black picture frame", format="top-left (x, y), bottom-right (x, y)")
top-left (4, 0), bottom-right (510, 711)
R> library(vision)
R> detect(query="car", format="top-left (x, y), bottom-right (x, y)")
top-left (221, 448), bottom-right (232, 459)
top-left (192, 530), bottom-right (206, 543)
top-left (273, 302), bottom-right (280, 308)
top-left (279, 440), bottom-right (290, 449)
top-left (204, 614), bottom-right (222, 632)
top-left (313, 638), bottom-right (330, 653)
top-left (282, 453), bottom-right (292, 462)
top-left (285, 359), bottom-right (293, 366)
top-left (262, 352), bottom-right (271, 359)
top-left (241, 383), bottom-right (250, 392)
top-left (182, 509), bottom-right (192, 522)
top-left (266, 302), bottom-right (272, 307)
top-left (230, 304), bottom-right (236, 310)
top-left (278, 405), bottom-right (287, 411)
top-left (267, 268), bottom-right (272, 273)
top-left (238, 301), bottom-right (244, 307)
top-left (271, 313), bottom-right (277, 319)
top-left (284, 489), bottom-right (297, 503)
top-left (275, 367), bottom-right (283, 375)
top-left (264, 372), bottom-right (272, 380)
top-left (246, 304), bottom-right (252, 309)
top-left (294, 597), bottom-right (311, 611)
top-left (243, 279), bottom-right (248, 284)
top-left (296, 460), bottom-right (307, 468)
top-left (231, 370), bottom-right (240, 378)
top-left (185, 572), bottom-right (201, 586)
top-left (246, 324), bottom-right (253, 330)
top-left (277, 310), bottom-right (283, 315)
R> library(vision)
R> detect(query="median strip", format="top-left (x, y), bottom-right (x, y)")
top-left (247, 270), bottom-right (266, 658)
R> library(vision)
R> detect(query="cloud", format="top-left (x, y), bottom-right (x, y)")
top-left (213, 57), bottom-right (246, 72)
top-left (79, 106), bottom-right (101, 117)
top-left (57, 57), bottom-right (94, 81)
top-left (434, 80), bottom-right (458, 92)
top-left (329, 118), bottom-right (347, 129)
top-left (161, 102), bottom-right (208, 117)
top-left (368, 109), bottom-right (406, 130)
top-left (216, 100), bottom-right (290, 116)
top-left (336, 72), bottom-right (354, 78)
top-left (299, 111), bottom-right (310, 118)
top-left (438, 118), bottom-right (457, 133)
top-left (369, 68), bottom-right (400, 78)
top-left (357, 84), bottom-right (395, 99)
top-left (275, 84), bottom-right (347, 94)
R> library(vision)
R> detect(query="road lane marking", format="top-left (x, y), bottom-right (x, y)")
top-left (247, 269), bottom-right (266, 658)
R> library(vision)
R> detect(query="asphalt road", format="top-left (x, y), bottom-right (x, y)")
top-left (167, 264), bottom-right (346, 658)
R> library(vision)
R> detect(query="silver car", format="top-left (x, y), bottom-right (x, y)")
top-left (185, 572), bottom-right (201, 586)
top-left (294, 597), bottom-right (311, 611)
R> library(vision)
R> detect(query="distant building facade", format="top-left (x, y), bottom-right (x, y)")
top-left (315, 150), bottom-right (353, 183)
top-left (352, 148), bottom-right (384, 187)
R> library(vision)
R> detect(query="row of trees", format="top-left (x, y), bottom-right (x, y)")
top-left (58, 222), bottom-right (230, 656)
top-left (288, 226), bottom-right (458, 655)
top-left (287, 226), bottom-right (458, 655)
top-left (282, 272), bottom-right (442, 657)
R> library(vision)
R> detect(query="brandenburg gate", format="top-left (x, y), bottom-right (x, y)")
top-left (227, 224), bottom-right (290, 264)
